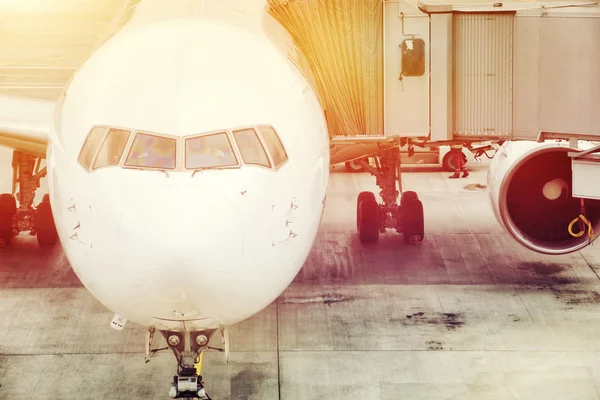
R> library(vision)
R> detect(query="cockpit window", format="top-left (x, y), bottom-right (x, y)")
top-left (93, 128), bottom-right (131, 170)
top-left (233, 128), bottom-right (271, 168)
top-left (125, 133), bottom-right (177, 169)
top-left (258, 126), bottom-right (288, 168)
top-left (185, 132), bottom-right (237, 169)
top-left (77, 124), bottom-right (286, 173)
top-left (78, 126), bottom-right (107, 170)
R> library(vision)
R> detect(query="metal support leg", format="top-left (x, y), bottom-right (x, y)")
top-left (145, 327), bottom-right (155, 363)
top-left (221, 326), bottom-right (230, 362)
top-left (397, 151), bottom-right (403, 196)
top-left (376, 148), bottom-right (400, 210)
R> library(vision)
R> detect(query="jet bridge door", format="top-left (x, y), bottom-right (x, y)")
top-left (384, 1), bottom-right (430, 137)
top-left (453, 13), bottom-right (514, 137)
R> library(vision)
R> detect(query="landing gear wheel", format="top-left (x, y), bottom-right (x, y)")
top-left (0, 193), bottom-right (17, 245)
top-left (357, 195), bottom-right (380, 243)
top-left (35, 195), bottom-right (57, 246)
top-left (345, 159), bottom-right (366, 173)
top-left (356, 191), bottom-right (376, 229)
top-left (400, 191), bottom-right (424, 245)
top-left (442, 152), bottom-right (467, 172)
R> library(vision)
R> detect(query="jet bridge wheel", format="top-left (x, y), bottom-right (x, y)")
top-left (346, 159), bottom-right (366, 173)
top-left (357, 192), bottom-right (380, 243)
top-left (35, 194), bottom-right (57, 246)
top-left (442, 151), bottom-right (467, 172)
top-left (399, 191), bottom-right (424, 245)
top-left (0, 193), bottom-right (17, 245)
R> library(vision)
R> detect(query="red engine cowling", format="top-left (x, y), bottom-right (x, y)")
top-left (488, 141), bottom-right (600, 255)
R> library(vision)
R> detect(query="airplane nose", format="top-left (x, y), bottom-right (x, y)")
top-left (118, 185), bottom-right (244, 273)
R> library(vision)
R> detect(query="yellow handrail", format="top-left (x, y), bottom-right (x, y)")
top-left (568, 200), bottom-right (595, 239)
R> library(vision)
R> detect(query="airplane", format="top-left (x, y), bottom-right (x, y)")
top-left (1, 0), bottom-right (599, 398)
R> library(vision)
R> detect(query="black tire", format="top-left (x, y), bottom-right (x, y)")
top-left (400, 190), bottom-right (419, 205)
top-left (357, 198), bottom-right (380, 243)
top-left (36, 201), bottom-right (58, 246)
top-left (0, 193), bottom-right (17, 214)
top-left (400, 192), bottom-right (424, 245)
top-left (442, 151), bottom-right (467, 172)
top-left (356, 191), bottom-right (376, 229)
top-left (345, 159), bottom-right (366, 173)
top-left (0, 194), bottom-right (16, 245)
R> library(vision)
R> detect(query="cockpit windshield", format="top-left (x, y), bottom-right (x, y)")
top-left (94, 128), bottom-right (131, 169)
top-left (77, 124), bottom-right (289, 173)
top-left (232, 128), bottom-right (271, 168)
top-left (258, 125), bottom-right (288, 169)
top-left (185, 132), bottom-right (237, 169)
top-left (125, 133), bottom-right (177, 170)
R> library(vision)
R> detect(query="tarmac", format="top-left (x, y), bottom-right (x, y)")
top-left (2, 154), bottom-right (600, 400)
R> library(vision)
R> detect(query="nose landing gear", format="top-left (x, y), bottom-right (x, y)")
top-left (148, 329), bottom-right (227, 400)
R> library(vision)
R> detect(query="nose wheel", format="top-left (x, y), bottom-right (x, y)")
top-left (169, 362), bottom-right (212, 400)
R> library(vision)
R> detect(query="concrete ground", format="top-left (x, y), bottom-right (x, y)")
top-left (2, 157), bottom-right (600, 400)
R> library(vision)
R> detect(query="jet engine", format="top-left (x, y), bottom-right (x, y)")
top-left (488, 141), bottom-right (600, 255)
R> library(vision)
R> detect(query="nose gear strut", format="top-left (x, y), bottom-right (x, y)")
top-left (160, 329), bottom-right (216, 400)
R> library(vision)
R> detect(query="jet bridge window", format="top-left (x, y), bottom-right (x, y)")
top-left (125, 133), bottom-right (177, 169)
top-left (401, 39), bottom-right (425, 77)
top-left (185, 132), bottom-right (238, 169)
top-left (93, 128), bottom-right (131, 170)
top-left (258, 126), bottom-right (288, 169)
top-left (78, 126), bottom-right (107, 170)
top-left (233, 128), bottom-right (271, 168)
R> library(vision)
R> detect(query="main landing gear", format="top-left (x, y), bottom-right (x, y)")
top-left (145, 327), bottom-right (230, 399)
top-left (0, 151), bottom-right (57, 246)
top-left (355, 147), bottom-right (424, 244)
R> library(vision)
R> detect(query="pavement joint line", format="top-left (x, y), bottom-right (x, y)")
top-left (4, 349), bottom-right (600, 357)
top-left (276, 296), bottom-right (282, 400)
top-left (580, 251), bottom-right (600, 283)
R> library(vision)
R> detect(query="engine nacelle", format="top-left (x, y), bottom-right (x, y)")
top-left (488, 141), bottom-right (600, 255)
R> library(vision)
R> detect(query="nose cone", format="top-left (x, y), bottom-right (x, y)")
top-left (119, 185), bottom-right (243, 273)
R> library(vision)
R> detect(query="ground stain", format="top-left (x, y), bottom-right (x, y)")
top-left (281, 292), bottom-right (356, 306)
top-left (518, 262), bottom-right (574, 284)
top-left (391, 312), bottom-right (466, 331)
top-left (426, 341), bottom-right (444, 351)
top-left (519, 262), bottom-right (566, 276)
top-left (541, 286), bottom-right (600, 306)
top-left (230, 369), bottom-right (267, 400)
top-left (463, 183), bottom-right (487, 191)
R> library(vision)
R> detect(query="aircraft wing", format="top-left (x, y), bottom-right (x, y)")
top-left (0, 95), bottom-right (55, 158)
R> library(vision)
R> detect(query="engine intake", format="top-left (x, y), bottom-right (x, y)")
top-left (488, 141), bottom-right (600, 255)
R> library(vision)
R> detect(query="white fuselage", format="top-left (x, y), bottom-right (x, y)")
top-left (45, 5), bottom-right (330, 331)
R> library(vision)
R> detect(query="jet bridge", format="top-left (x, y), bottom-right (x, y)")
top-left (270, 0), bottom-right (600, 166)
